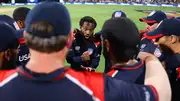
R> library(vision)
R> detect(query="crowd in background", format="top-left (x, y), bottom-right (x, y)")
top-left (66, 0), bottom-right (180, 4)
top-left (0, 0), bottom-right (180, 4)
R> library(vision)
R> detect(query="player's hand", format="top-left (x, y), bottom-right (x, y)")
top-left (82, 51), bottom-right (90, 56)
top-left (81, 66), bottom-right (95, 72)
top-left (81, 53), bottom-right (90, 61)
top-left (139, 29), bottom-right (147, 35)
top-left (72, 28), bottom-right (80, 36)
top-left (138, 52), bottom-right (158, 61)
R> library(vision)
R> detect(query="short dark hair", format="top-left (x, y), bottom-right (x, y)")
top-left (24, 21), bottom-right (68, 53)
top-left (13, 7), bottom-right (31, 21)
top-left (79, 16), bottom-right (97, 29)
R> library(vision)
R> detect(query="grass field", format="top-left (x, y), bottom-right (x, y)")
top-left (0, 4), bottom-right (179, 72)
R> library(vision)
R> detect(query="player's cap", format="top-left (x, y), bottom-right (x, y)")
top-left (176, 16), bottom-right (180, 19)
top-left (139, 11), bottom-right (167, 24)
top-left (25, 1), bottom-right (71, 38)
top-left (0, 15), bottom-right (20, 30)
top-left (0, 22), bottom-right (19, 51)
top-left (145, 18), bottom-right (180, 39)
top-left (101, 17), bottom-right (140, 49)
top-left (112, 10), bottom-right (127, 18)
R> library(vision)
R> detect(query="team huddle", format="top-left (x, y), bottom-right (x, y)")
top-left (0, 1), bottom-right (180, 101)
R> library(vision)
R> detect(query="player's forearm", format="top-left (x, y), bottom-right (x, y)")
top-left (145, 57), bottom-right (171, 101)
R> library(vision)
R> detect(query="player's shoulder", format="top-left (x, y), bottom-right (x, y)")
top-left (0, 69), bottom-right (17, 82)
top-left (65, 68), bottom-right (104, 101)
top-left (66, 68), bottom-right (104, 80)
top-left (140, 37), bottom-right (151, 43)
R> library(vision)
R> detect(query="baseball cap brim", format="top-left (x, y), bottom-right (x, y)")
top-left (139, 17), bottom-right (157, 24)
top-left (144, 29), bottom-right (164, 40)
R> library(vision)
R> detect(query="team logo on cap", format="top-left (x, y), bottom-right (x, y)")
top-left (141, 44), bottom-right (146, 49)
top-left (154, 48), bottom-right (161, 57)
top-left (148, 11), bottom-right (156, 17)
top-left (75, 46), bottom-right (80, 51)
top-left (114, 12), bottom-right (122, 17)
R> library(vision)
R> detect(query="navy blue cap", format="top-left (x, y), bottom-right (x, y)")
top-left (0, 21), bottom-right (19, 51)
top-left (0, 15), bottom-right (20, 30)
top-left (112, 10), bottom-right (127, 18)
top-left (176, 16), bottom-right (180, 19)
top-left (25, 1), bottom-right (71, 38)
top-left (139, 11), bottom-right (167, 24)
top-left (145, 18), bottom-right (180, 39)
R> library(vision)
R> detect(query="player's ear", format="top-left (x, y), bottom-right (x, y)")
top-left (4, 49), bottom-right (11, 61)
top-left (169, 35), bottom-right (177, 44)
top-left (66, 31), bottom-right (73, 49)
top-left (104, 39), bottom-right (110, 52)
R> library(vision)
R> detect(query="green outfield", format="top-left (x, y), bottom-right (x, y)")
top-left (0, 4), bottom-right (179, 72)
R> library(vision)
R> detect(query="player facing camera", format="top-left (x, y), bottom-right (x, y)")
top-left (66, 16), bottom-right (100, 72)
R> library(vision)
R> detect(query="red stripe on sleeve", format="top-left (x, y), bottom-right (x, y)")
top-left (177, 67), bottom-right (180, 79)
top-left (148, 85), bottom-right (159, 101)
top-left (107, 70), bottom-right (116, 77)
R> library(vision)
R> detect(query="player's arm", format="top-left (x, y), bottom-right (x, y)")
top-left (89, 48), bottom-right (100, 69)
top-left (105, 52), bottom-right (171, 101)
top-left (105, 76), bottom-right (158, 101)
top-left (138, 52), bottom-right (171, 101)
top-left (66, 41), bottom-right (84, 63)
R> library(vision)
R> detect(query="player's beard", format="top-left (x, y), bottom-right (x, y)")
top-left (103, 42), bottom-right (109, 58)
top-left (159, 44), bottom-right (174, 56)
top-left (0, 52), bottom-right (17, 70)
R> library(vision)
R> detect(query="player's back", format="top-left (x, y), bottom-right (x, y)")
top-left (0, 66), bottom-right (103, 101)
top-left (0, 66), bottom-right (158, 101)
top-left (107, 60), bottom-right (145, 84)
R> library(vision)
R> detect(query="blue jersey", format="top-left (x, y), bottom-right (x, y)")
top-left (0, 67), bottom-right (158, 101)
top-left (140, 38), bottom-right (166, 61)
top-left (66, 32), bottom-right (100, 70)
top-left (107, 60), bottom-right (145, 84)
top-left (16, 29), bottom-right (30, 66)
top-left (165, 54), bottom-right (180, 84)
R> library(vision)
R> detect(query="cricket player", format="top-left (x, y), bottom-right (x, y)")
top-left (139, 10), bottom-right (167, 61)
top-left (0, 21), bottom-right (19, 81)
top-left (12, 7), bottom-right (31, 66)
top-left (13, 7), bottom-right (31, 29)
top-left (0, 2), bottom-right (171, 101)
top-left (0, 15), bottom-right (20, 30)
top-left (66, 16), bottom-right (100, 72)
top-left (94, 10), bottom-right (127, 73)
top-left (145, 18), bottom-right (180, 101)
top-left (104, 18), bottom-right (145, 84)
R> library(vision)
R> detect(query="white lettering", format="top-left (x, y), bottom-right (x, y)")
top-left (19, 53), bottom-right (31, 62)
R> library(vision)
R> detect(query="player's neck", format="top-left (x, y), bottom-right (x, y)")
top-left (26, 51), bottom-right (65, 74)
top-left (112, 59), bottom-right (138, 66)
